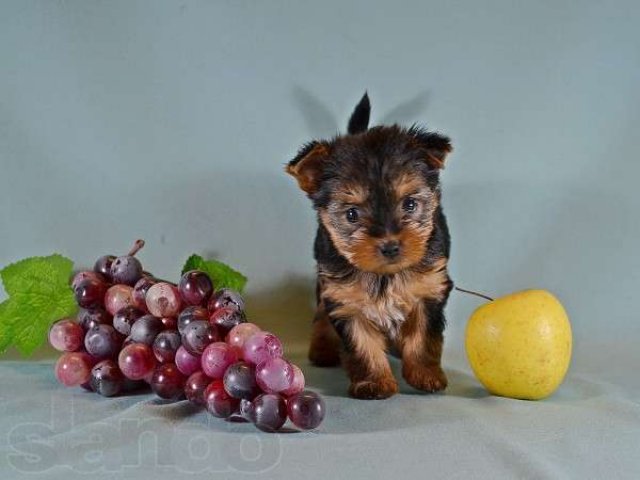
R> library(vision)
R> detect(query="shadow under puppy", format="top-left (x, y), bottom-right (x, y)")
top-left (286, 93), bottom-right (453, 399)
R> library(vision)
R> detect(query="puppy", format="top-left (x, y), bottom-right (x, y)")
top-left (286, 93), bottom-right (453, 399)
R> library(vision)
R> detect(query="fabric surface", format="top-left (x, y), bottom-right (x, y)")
top-left (1, 343), bottom-right (639, 479)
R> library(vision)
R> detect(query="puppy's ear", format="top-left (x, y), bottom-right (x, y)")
top-left (286, 141), bottom-right (331, 194)
top-left (409, 127), bottom-right (453, 169)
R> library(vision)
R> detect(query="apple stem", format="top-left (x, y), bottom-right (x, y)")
top-left (454, 286), bottom-right (494, 302)
top-left (127, 239), bottom-right (145, 257)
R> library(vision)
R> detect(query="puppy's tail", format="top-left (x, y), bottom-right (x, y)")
top-left (347, 92), bottom-right (370, 134)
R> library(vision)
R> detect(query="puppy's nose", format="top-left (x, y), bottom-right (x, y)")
top-left (380, 241), bottom-right (400, 259)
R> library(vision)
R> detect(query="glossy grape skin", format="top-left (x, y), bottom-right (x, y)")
top-left (175, 345), bottom-right (202, 376)
top-left (77, 308), bottom-right (111, 331)
top-left (112, 306), bottom-right (144, 335)
top-left (252, 394), bottom-right (287, 432)
top-left (184, 371), bottom-right (212, 406)
top-left (237, 398), bottom-right (255, 422)
top-left (242, 331), bottom-right (283, 365)
top-left (48, 319), bottom-right (84, 352)
top-left (74, 278), bottom-right (108, 309)
top-left (208, 288), bottom-right (245, 313)
top-left (179, 270), bottom-right (214, 306)
top-left (201, 342), bottom-right (238, 379)
top-left (118, 343), bottom-right (156, 380)
top-left (282, 364), bottom-right (305, 396)
top-left (256, 358), bottom-right (294, 394)
top-left (84, 324), bottom-right (122, 360)
top-left (177, 306), bottom-right (209, 335)
top-left (72, 271), bottom-right (105, 291)
top-left (181, 320), bottom-right (219, 356)
top-left (226, 323), bottom-right (261, 356)
top-left (223, 361), bottom-right (259, 400)
top-left (90, 360), bottom-right (124, 397)
top-left (161, 317), bottom-right (177, 330)
top-left (129, 314), bottom-right (163, 345)
top-left (94, 255), bottom-right (116, 280)
top-left (150, 363), bottom-right (186, 400)
top-left (55, 352), bottom-right (94, 387)
top-left (209, 308), bottom-right (245, 337)
top-left (287, 391), bottom-right (326, 430)
top-left (204, 380), bottom-right (239, 418)
top-left (153, 330), bottom-right (181, 363)
top-left (110, 255), bottom-right (143, 286)
top-left (145, 282), bottom-right (182, 318)
top-left (132, 277), bottom-right (156, 312)
top-left (104, 285), bottom-right (135, 315)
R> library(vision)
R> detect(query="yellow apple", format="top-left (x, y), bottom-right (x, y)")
top-left (465, 289), bottom-right (572, 400)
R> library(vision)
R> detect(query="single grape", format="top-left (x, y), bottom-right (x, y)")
top-left (94, 255), bottom-right (116, 281)
top-left (201, 342), bottom-right (238, 379)
top-left (104, 284), bottom-right (134, 315)
top-left (112, 306), bottom-right (143, 335)
top-left (72, 271), bottom-right (105, 291)
top-left (129, 314), bottom-right (163, 345)
top-left (179, 270), bottom-right (214, 306)
top-left (55, 352), bottom-right (94, 387)
top-left (238, 398), bottom-right (255, 422)
top-left (132, 277), bottom-right (157, 312)
top-left (182, 320), bottom-right (219, 356)
top-left (118, 343), bottom-right (156, 380)
top-left (242, 331), bottom-right (283, 365)
top-left (161, 317), bottom-right (177, 330)
top-left (209, 307), bottom-right (245, 336)
top-left (256, 358), bottom-right (294, 394)
top-left (153, 330), bottom-right (181, 363)
top-left (208, 288), bottom-right (245, 313)
top-left (84, 324), bottom-right (122, 360)
top-left (287, 391), bottom-right (326, 430)
top-left (226, 323), bottom-right (261, 356)
top-left (282, 364), bottom-right (305, 396)
top-left (48, 319), bottom-right (84, 352)
top-left (175, 345), bottom-right (202, 376)
top-left (150, 363), bottom-right (186, 400)
top-left (90, 360), bottom-right (124, 397)
top-left (177, 306), bottom-right (209, 335)
top-left (223, 361), bottom-right (258, 400)
top-left (252, 393), bottom-right (287, 432)
top-left (146, 282), bottom-right (182, 318)
top-left (77, 308), bottom-right (111, 331)
top-left (184, 371), bottom-right (212, 406)
top-left (110, 256), bottom-right (143, 286)
top-left (74, 278), bottom-right (108, 309)
top-left (204, 380), bottom-right (239, 418)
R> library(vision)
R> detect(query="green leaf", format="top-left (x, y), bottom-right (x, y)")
top-left (182, 254), bottom-right (247, 293)
top-left (0, 255), bottom-right (77, 356)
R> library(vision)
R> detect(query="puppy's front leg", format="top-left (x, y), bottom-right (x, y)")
top-left (332, 315), bottom-right (398, 400)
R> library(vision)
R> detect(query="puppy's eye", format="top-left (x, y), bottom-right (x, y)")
top-left (402, 197), bottom-right (417, 212)
top-left (345, 207), bottom-right (359, 223)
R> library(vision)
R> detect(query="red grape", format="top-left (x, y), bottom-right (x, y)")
top-left (55, 352), bottom-right (94, 387)
top-left (48, 319), bottom-right (84, 352)
top-left (209, 307), bottom-right (245, 336)
top-left (201, 342), bottom-right (238, 379)
top-left (226, 323), bottom-right (260, 355)
top-left (118, 343), bottom-right (156, 380)
top-left (175, 345), bottom-right (201, 376)
top-left (146, 282), bottom-right (182, 318)
top-left (150, 363), bottom-right (186, 400)
top-left (242, 331), bottom-right (283, 365)
top-left (72, 271), bottom-right (105, 291)
top-left (255, 358), bottom-right (294, 394)
top-left (132, 277), bottom-right (157, 312)
top-left (105, 285), bottom-right (134, 315)
top-left (204, 380), bottom-right (239, 418)
top-left (184, 371), bottom-right (212, 406)
top-left (77, 308), bottom-right (111, 331)
top-left (74, 278), bottom-right (108, 309)
top-left (287, 391), bottom-right (326, 430)
top-left (179, 270), bottom-right (213, 306)
top-left (282, 364), bottom-right (305, 396)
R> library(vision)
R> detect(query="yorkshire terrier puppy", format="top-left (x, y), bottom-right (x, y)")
top-left (286, 93), bottom-right (453, 399)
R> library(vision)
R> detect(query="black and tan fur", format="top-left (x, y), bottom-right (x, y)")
top-left (286, 93), bottom-right (453, 399)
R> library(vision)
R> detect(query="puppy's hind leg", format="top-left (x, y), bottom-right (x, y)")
top-left (308, 305), bottom-right (342, 367)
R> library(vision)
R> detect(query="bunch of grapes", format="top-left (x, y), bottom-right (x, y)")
top-left (49, 241), bottom-right (325, 432)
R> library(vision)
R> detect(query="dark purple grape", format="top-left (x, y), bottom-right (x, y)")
top-left (179, 270), bottom-right (214, 306)
top-left (129, 314), bottom-right (163, 345)
top-left (94, 255), bottom-right (116, 281)
top-left (252, 394), bottom-right (287, 432)
top-left (74, 278), bottom-right (108, 309)
top-left (84, 324), bottom-right (122, 360)
top-left (90, 360), bottom-right (125, 397)
top-left (72, 271), bottom-right (106, 291)
top-left (152, 330), bottom-right (181, 363)
top-left (223, 361), bottom-right (258, 400)
top-left (177, 306), bottom-right (209, 335)
top-left (110, 255), bottom-right (143, 286)
top-left (287, 391), bottom-right (326, 430)
top-left (184, 371), bottom-right (212, 406)
top-left (181, 320), bottom-right (219, 356)
top-left (209, 307), bottom-right (245, 336)
top-left (132, 277), bottom-right (157, 312)
top-left (77, 308), bottom-right (111, 331)
top-left (150, 363), bottom-right (186, 400)
top-left (204, 380), bottom-right (239, 418)
top-left (112, 306), bottom-right (143, 336)
top-left (208, 288), bottom-right (245, 313)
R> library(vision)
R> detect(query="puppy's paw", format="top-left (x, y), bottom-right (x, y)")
top-left (403, 364), bottom-right (448, 393)
top-left (349, 377), bottom-right (398, 400)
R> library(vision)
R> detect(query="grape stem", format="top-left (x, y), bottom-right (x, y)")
top-left (128, 239), bottom-right (145, 257)
top-left (454, 286), bottom-right (494, 302)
